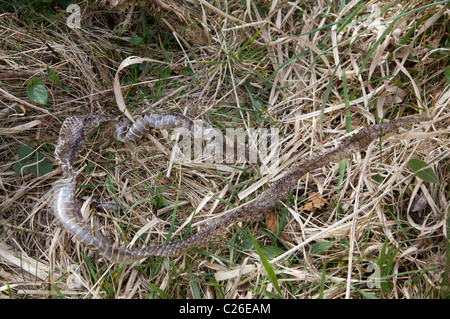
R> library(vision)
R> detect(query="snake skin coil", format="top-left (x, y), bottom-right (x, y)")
top-left (53, 112), bottom-right (429, 263)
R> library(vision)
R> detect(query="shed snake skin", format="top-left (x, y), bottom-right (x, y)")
top-left (53, 112), bottom-right (429, 263)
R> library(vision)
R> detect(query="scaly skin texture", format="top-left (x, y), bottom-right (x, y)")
top-left (53, 113), bottom-right (430, 263)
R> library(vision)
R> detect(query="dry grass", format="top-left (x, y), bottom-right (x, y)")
top-left (0, 0), bottom-right (449, 299)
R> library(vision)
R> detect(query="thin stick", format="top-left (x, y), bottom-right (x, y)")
top-left (9, 14), bottom-right (62, 60)
top-left (0, 87), bottom-right (55, 118)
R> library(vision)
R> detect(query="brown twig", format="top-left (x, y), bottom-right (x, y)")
top-left (9, 14), bottom-right (62, 60)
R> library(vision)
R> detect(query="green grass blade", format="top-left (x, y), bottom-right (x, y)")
top-left (148, 282), bottom-right (171, 299)
top-left (336, 2), bottom-right (366, 34)
top-left (247, 229), bottom-right (282, 296)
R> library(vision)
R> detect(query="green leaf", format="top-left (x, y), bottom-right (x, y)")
top-left (14, 144), bottom-right (53, 177)
top-left (147, 282), bottom-right (170, 299)
top-left (445, 67), bottom-right (450, 84)
top-left (310, 241), bottom-right (334, 255)
top-left (14, 159), bottom-right (31, 175)
top-left (17, 144), bottom-right (34, 160)
top-left (129, 34), bottom-right (143, 45)
top-left (26, 78), bottom-right (48, 105)
top-left (46, 66), bottom-right (62, 87)
top-left (29, 153), bottom-right (53, 177)
top-left (260, 245), bottom-right (285, 259)
top-left (370, 169), bottom-right (385, 183)
top-left (337, 158), bottom-right (347, 191)
top-left (407, 158), bottom-right (439, 184)
top-left (358, 289), bottom-right (379, 299)
top-left (247, 230), bottom-right (282, 296)
top-left (180, 66), bottom-right (193, 76)
top-left (188, 266), bottom-right (201, 299)
top-left (244, 78), bottom-right (262, 109)
top-left (14, 145), bottom-right (34, 175)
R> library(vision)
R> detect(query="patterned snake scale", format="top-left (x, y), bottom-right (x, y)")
top-left (52, 112), bottom-right (430, 263)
